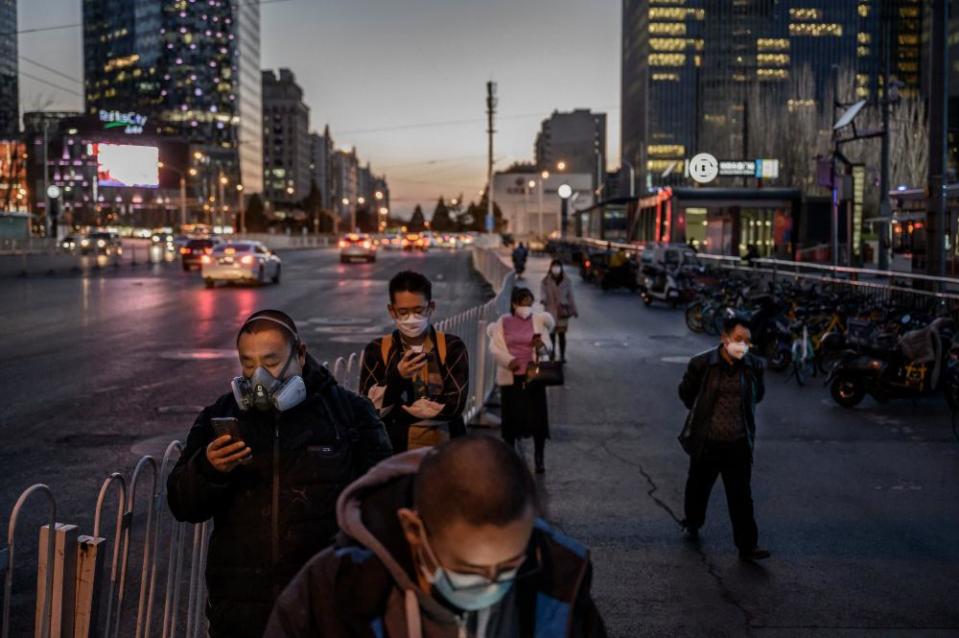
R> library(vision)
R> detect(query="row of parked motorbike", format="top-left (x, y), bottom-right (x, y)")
top-left (680, 271), bottom-right (959, 413)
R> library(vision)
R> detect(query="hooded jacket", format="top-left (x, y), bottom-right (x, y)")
top-left (265, 449), bottom-right (607, 638)
top-left (167, 356), bottom-right (393, 638)
top-left (677, 346), bottom-right (765, 459)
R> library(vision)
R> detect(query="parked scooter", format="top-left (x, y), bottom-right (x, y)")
top-left (639, 264), bottom-right (685, 307)
top-left (828, 318), bottom-right (955, 408)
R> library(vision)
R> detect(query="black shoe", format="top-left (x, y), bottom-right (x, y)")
top-left (681, 524), bottom-right (700, 542)
top-left (738, 547), bottom-right (770, 561)
top-left (534, 451), bottom-right (545, 474)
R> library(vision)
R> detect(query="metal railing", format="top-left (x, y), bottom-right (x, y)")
top-left (0, 247), bottom-right (512, 637)
top-left (0, 238), bottom-right (60, 255)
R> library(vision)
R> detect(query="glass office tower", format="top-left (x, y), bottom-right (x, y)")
top-left (0, 0), bottom-right (19, 136)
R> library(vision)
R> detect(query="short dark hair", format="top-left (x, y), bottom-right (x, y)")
top-left (237, 309), bottom-right (300, 347)
top-left (723, 315), bottom-right (752, 336)
top-left (510, 285), bottom-right (534, 309)
top-left (389, 271), bottom-right (432, 303)
top-left (414, 435), bottom-right (537, 532)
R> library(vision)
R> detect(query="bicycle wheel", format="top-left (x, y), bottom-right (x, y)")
top-left (685, 302), bottom-right (705, 333)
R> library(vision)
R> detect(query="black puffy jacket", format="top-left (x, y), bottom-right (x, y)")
top-left (678, 346), bottom-right (765, 459)
top-left (167, 357), bottom-right (392, 638)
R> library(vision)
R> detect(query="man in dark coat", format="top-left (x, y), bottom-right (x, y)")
top-left (265, 436), bottom-right (607, 638)
top-left (678, 316), bottom-right (769, 561)
top-left (167, 309), bottom-right (392, 638)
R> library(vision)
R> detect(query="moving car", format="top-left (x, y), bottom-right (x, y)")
top-left (401, 232), bottom-right (429, 251)
top-left (339, 233), bottom-right (377, 263)
top-left (60, 235), bottom-right (80, 253)
top-left (201, 241), bottom-right (281, 288)
top-left (80, 231), bottom-right (122, 256)
top-left (180, 237), bottom-right (223, 271)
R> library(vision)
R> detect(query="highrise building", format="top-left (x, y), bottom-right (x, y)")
top-left (622, 0), bottom-right (925, 189)
top-left (0, 0), bottom-right (18, 136)
top-left (82, 0), bottom-right (262, 193)
top-left (331, 147), bottom-right (359, 225)
top-left (309, 127), bottom-right (333, 210)
top-left (262, 68), bottom-right (310, 205)
top-left (534, 109), bottom-right (607, 187)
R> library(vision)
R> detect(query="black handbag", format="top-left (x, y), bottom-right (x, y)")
top-left (525, 351), bottom-right (564, 387)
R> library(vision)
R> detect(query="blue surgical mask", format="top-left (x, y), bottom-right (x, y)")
top-left (421, 562), bottom-right (518, 612)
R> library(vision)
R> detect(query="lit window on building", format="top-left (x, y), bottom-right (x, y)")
top-left (858, 46), bottom-right (870, 57)
top-left (898, 34), bottom-right (919, 46)
top-left (858, 3), bottom-right (869, 17)
top-left (648, 145), bottom-right (685, 157)
top-left (789, 23), bottom-right (842, 37)
top-left (650, 38), bottom-right (687, 51)
top-left (787, 98), bottom-right (816, 112)
top-left (789, 8), bottom-right (822, 20)
top-left (649, 53), bottom-right (686, 66)
top-left (899, 6), bottom-right (919, 18)
top-left (649, 7), bottom-right (704, 20)
top-left (757, 38), bottom-right (790, 50)
top-left (757, 68), bottom-right (788, 80)
top-left (649, 22), bottom-right (686, 35)
top-left (857, 32), bottom-right (871, 44)
top-left (652, 73), bottom-right (681, 82)
top-left (757, 53), bottom-right (789, 66)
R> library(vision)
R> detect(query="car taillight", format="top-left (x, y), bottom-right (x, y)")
top-left (241, 255), bottom-right (254, 265)
top-left (204, 247), bottom-right (213, 255)
top-left (201, 255), bottom-right (211, 264)
top-left (339, 240), bottom-right (348, 248)
top-left (362, 241), bottom-right (371, 249)
top-left (585, 259), bottom-right (591, 268)
top-left (180, 247), bottom-right (190, 254)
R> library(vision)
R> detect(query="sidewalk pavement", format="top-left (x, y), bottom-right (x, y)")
top-left (502, 256), bottom-right (959, 637)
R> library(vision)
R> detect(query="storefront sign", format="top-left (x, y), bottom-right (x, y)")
top-left (688, 153), bottom-right (719, 184)
top-left (98, 110), bottom-right (149, 135)
top-left (687, 154), bottom-right (780, 183)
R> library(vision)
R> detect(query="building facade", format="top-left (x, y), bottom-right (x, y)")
top-left (309, 127), bottom-right (333, 210)
top-left (82, 0), bottom-right (262, 194)
top-left (262, 68), bottom-right (311, 205)
top-left (622, 0), bottom-right (926, 190)
top-left (492, 169), bottom-right (594, 238)
top-left (535, 109), bottom-right (607, 188)
top-left (330, 147), bottom-right (359, 226)
top-left (0, 0), bottom-right (18, 136)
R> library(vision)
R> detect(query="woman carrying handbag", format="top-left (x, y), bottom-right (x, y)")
top-left (487, 286), bottom-right (556, 473)
top-left (540, 259), bottom-right (578, 363)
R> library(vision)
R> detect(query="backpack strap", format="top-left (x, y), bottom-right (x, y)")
top-left (381, 334), bottom-right (393, 366)
top-left (435, 331), bottom-right (447, 366)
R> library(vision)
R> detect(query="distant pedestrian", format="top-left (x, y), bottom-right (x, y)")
top-left (488, 286), bottom-right (555, 473)
top-left (540, 258), bottom-right (578, 362)
top-left (360, 271), bottom-right (469, 453)
top-left (677, 316), bottom-right (769, 561)
top-left (266, 436), bottom-right (607, 637)
top-left (512, 242), bottom-right (528, 276)
top-left (167, 310), bottom-right (392, 638)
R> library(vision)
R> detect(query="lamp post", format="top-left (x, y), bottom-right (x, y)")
top-left (158, 161), bottom-right (189, 229)
top-left (558, 183), bottom-right (573, 238)
top-left (236, 183), bottom-right (245, 235)
top-left (538, 170), bottom-right (549, 237)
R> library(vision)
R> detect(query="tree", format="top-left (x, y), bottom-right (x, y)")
top-left (409, 205), bottom-right (426, 232)
top-left (298, 179), bottom-right (324, 233)
top-left (245, 193), bottom-right (269, 232)
top-left (356, 206), bottom-right (377, 233)
top-left (431, 197), bottom-right (453, 231)
top-left (889, 96), bottom-right (928, 189)
top-left (459, 192), bottom-right (504, 232)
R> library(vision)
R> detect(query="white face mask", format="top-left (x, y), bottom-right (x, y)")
top-left (725, 341), bottom-right (749, 360)
top-left (514, 306), bottom-right (533, 320)
top-left (396, 313), bottom-right (430, 339)
top-left (550, 266), bottom-right (562, 276)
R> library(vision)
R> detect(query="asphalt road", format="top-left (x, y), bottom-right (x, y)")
top-left (0, 247), bottom-right (487, 535)
top-left (524, 258), bottom-right (959, 637)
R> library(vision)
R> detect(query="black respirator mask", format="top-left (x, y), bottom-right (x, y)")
top-left (231, 315), bottom-right (308, 412)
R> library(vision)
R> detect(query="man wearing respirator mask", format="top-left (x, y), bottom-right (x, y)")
top-left (677, 316), bottom-right (770, 562)
top-left (360, 271), bottom-right (470, 453)
top-left (167, 309), bottom-right (392, 638)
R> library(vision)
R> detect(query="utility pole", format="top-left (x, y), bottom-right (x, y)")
top-left (926, 0), bottom-right (949, 282)
top-left (486, 81), bottom-right (497, 234)
top-left (831, 65), bottom-right (840, 267)
top-left (877, 3), bottom-right (892, 271)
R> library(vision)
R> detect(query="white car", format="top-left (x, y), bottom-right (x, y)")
top-left (202, 241), bottom-right (281, 288)
top-left (339, 233), bottom-right (377, 263)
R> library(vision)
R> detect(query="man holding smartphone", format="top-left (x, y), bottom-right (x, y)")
top-left (360, 271), bottom-right (470, 452)
top-left (167, 309), bottom-right (392, 638)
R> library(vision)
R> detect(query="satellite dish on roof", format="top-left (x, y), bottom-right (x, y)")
top-left (833, 99), bottom-right (867, 130)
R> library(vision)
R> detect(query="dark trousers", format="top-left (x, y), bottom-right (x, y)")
top-left (683, 438), bottom-right (758, 551)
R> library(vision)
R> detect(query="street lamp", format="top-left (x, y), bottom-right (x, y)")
top-left (557, 161), bottom-right (567, 172)
top-left (374, 191), bottom-right (384, 201)
top-left (357, 196), bottom-right (366, 205)
top-left (158, 161), bottom-right (188, 229)
top-left (557, 183), bottom-right (573, 238)
top-left (236, 183), bottom-right (245, 235)
top-left (537, 172), bottom-right (550, 237)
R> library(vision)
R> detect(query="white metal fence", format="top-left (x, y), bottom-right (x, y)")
top-left (0, 247), bottom-right (513, 637)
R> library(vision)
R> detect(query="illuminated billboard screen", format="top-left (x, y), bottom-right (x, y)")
top-left (96, 144), bottom-right (159, 188)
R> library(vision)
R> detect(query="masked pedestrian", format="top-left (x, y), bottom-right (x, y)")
top-left (678, 316), bottom-right (769, 561)
top-left (540, 259), bottom-right (578, 363)
top-left (167, 309), bottom-right (392, 638)
top-left (487, 287), bottom-right (555, 473)
top-left (360, 271), bottom-right (469, 453)
top-left (266, 436), bottom-right (607, 637)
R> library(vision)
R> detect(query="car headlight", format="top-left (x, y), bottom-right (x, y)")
top-left (97, 239), bottom-right (106, 248)
top-left (81, 239), bottom-right (90, 247)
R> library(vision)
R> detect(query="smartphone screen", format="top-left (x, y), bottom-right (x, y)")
top-left (211, 417), bottom-right (242, 442)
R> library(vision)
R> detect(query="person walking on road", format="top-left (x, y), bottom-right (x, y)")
top-left (540, 259), bottom-right (578, 363)
top-left (512, 241), bottom-right (528, 277)
top-left (167, 309), bottom-right (393, 638)
top-left (488, 287), bottom-right (555, 473)
top-left (677, 316), bottom-right (770, 561)
top-left (266, 436), bottom-right (608, 638)
top-left (360, 271), bottom-right (470, 453)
